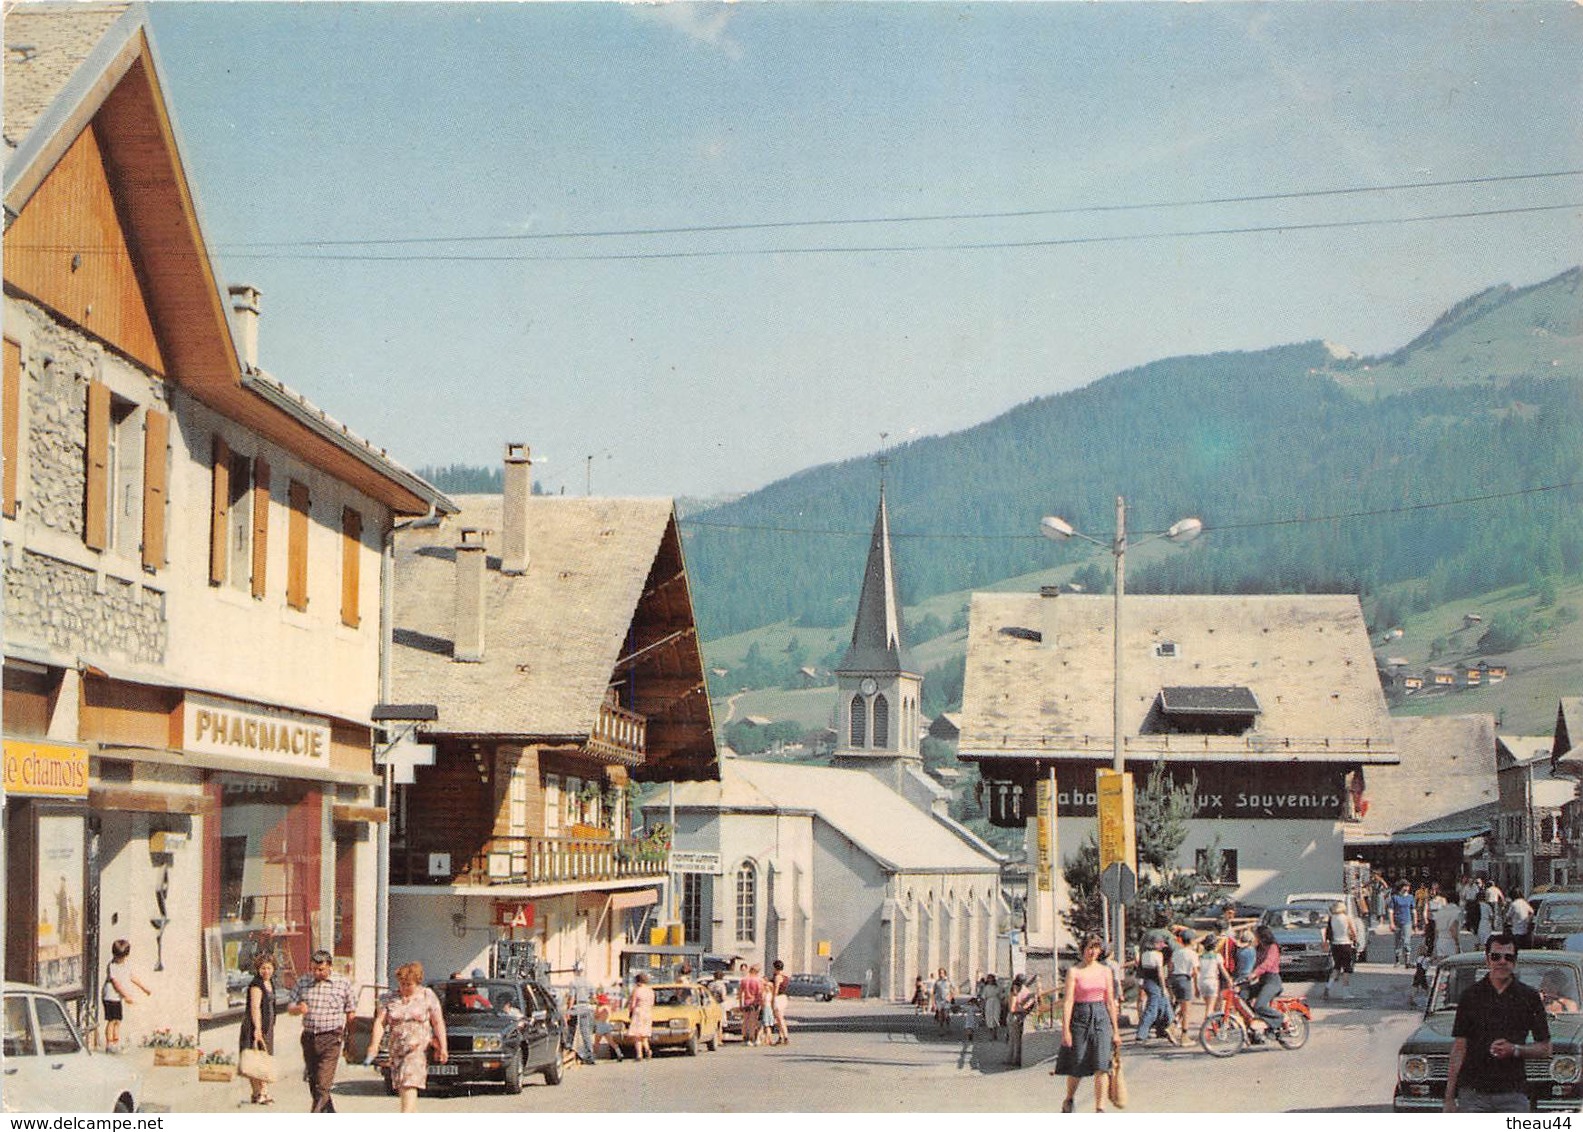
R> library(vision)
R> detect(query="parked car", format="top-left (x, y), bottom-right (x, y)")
top-left (1532, 896), bottom-right (1583, 950)
top-left (1185, 895), bottom-right (1266, 932)
top-left (391, 977), bottom-right (564, 1094)
top-left (785, 973), bottom-right (840, 1001)
top-left (2, 985), bottom-right (140, 1113)
top-left (717, 978), bottom-right (745, 1036)
top-left (1260, 902), bottom-right (1334, 979)
top-left (1286, 891), bottom-right (1371, 962)
top-left (606, 982), bottom-right (724, 1055)
top-left (1393, 950), bottom-right (1583, 1111)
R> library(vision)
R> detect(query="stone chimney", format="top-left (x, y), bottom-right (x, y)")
top-left (454, 528), bottom-right (487, 662)
top-left (228, 284), bottom-right (261, 370)
top-left (1039, 584), bottom-right (1061, 649)
top-left (501, 442), bottom-right (531, 575)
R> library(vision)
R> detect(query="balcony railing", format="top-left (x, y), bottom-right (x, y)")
top-left (586, 700), bottom-right (646, 763)
top-left (392, 833), bottom-right (667, 887)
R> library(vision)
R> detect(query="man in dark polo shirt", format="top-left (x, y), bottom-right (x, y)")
top-left (1444, 932), bottom-right (1550, 1112)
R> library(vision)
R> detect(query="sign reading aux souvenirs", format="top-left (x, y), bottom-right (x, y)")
top-left (183, 693), bottom-right (331, 764)
top-left (979, 760), bottom-right (1350, 826)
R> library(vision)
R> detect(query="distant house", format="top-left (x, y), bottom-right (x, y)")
top-left (1494, 734), bottom-right (1570, 893)
top-left (796, 665), bottom-right (821, 688)
top-left (1464, 613), bottom-right (1484, 628)
top-left (1427, 666), bottom-right (1458, 689)
top-left (742, 715), bottom-right (774, 728)
top-left (1548, 698), bottom-right (1583, 886)
top-left (928, 712), bottom-right (963, 741)
top-left (1479, 661), bottom-right (1509, 683)
top-left (1403, 674), bottom-right (1426, 693)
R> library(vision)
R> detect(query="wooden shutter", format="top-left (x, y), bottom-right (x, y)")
top-left (3, 339), bottom-right (20, 518)
top-left (287, 479), bottom-right (310, 611)
top-left (209, 435), bottom-right (231, 585)
top-left (340, 507), bottom-right (363, 628)
top-left (251, 457), bottom-right (271, 599)
top-left (140, 408), bottom-right (168, 569)
top-left (84, 380), bottom-right (111, 550)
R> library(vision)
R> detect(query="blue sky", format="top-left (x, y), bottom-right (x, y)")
top-left (145, 2), bottom-right (1583, 499)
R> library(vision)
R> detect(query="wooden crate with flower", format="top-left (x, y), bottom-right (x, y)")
top-left (144, 1028), bottom-right (201, 1066)
top-left (197, 1050), bottom-right (237, 1082)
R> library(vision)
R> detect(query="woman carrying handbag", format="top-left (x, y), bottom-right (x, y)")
top-left (238, 954), bottom-right (278, 1105)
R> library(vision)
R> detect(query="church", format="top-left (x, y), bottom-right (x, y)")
top-left (650, 486), bottom-right (1005, 998)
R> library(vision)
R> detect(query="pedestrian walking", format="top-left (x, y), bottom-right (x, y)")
top-left (931, 967), bottom-right (955, 1031)
top-left (980, 974), bottom-right (1005, 1041)
top-left (769, 960), bottom-right (792, 1045)
top-left (1166, 930), bottom-right (1199, 1043)
top-left (627, 972), bottom-right (655, 1061)
top-left (1432, 893), bottom-right (1463, 959)
top-left (364, 961), bottom-right (447, 1114)
top-left (286, 949), bottom-right (357, 1113)
top-left (1444, 933), bottom-right (1551, 1112)
top-left (1326, 900), bottom-right (1360, 998)
top-left (1052, 934), bottom-right (1121, 1114)
top-left (1389, 880), bottom-right (1418, 966)
top-left (1509, 891), bottom-right (1536, 950)
top-left (911, 975), bottom-right (927, 1015)
top-left (1198, 933), bottom-right (1227, 1025)
top-left (567, 961), bottom-right (597, 1065)
top-left (1134, 934), bottom-right (1174, 1042)
top-left (739, 965), bottom-right (765, 1046)
top-left (1478, 884), bottom-right (1501, 949)
top-left (239, 953), bottom-right (278, 1105)
top-left (101, 938), bottom-right (152, 1053)
top-left (1007, 974), bottom-right (1037, 1066)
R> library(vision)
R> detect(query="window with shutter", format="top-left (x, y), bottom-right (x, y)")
top-left (251, 458), bottom-right (270, 598)
top-left (341, 507), bottom-right (363, 627)
top-left (85, 381), bottom-right (111, 550)
top-left (287, 480), bottom-right (310, 611)
top-left (140, 408), bottom-right (168, 569)
top-left (3, 339), bottom-right (20, 518)
top-left (209, 436), bottom-right (230, 584)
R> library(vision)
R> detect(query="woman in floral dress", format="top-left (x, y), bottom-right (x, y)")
top-left (627, 972), bottom-right (655, 1060)
top-left (366, 962), bottom-right (447, 1113)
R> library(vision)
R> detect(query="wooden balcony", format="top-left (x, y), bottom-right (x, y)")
top-left (391, 833), bottom-right (667, 887)
top-left (586, 700), bottom-right (646, 763)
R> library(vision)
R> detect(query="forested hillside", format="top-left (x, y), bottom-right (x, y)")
top-left (683, 268), bottom-right (1583, 639)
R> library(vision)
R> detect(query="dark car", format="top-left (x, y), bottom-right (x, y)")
top-left (385, 978), bottom-right (564, 1095)
top-left (1532, 896), bottom-right (1583, 950)
top-left (785, 973), bottom-right (840, 1002)
top-left (1393, 950), bottom-right (1583, 1112)
top-left (1260, 903), bottom-right (1333, 980)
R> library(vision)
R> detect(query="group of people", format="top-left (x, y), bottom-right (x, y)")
top-left (1133, 923), bottom-right (1285, 1047)
top-left (909, 969), bottom-right (1048, 1064)
top-left (1380, 875), bottom-right (1538, 983)
top-left (733, 959), bottom-right (792, 1047)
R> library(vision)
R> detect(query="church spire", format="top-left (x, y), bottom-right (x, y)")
top-left (837, 481), bottom-right (915, 675)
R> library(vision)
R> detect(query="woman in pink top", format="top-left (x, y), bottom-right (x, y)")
top-left (1249, 924), bottom-right (1284, 1042)
top-left (1053, 934), bottom-right (1120, 1113)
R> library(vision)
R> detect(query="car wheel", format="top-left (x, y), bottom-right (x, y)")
top-left (113, 1095), bottom-right (136, 1114)
top-left (543, 1044), bottom-right (565, 1086)
top-left (821, 994), bottom-right (833, 1003)
top-left (686, 1028), bottom-right (699, 1057)
top-left (504, 1051), bottom-right (524, 1095)
top-left (706, 1024), bottom-right (720, 1052)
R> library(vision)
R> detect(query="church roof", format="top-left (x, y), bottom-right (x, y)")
top-left (837, 488), bottom-right (916, 675)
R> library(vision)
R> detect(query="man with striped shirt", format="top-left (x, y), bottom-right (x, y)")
top-left (287, 950), bottom-right (358, 1112)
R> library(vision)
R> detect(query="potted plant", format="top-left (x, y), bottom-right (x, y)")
top-left (144, 1027), bottom-right (201, 1066)
top-left (196, 1049), bottom-right (237, 1082)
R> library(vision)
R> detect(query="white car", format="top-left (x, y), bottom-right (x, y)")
top-left (3, 985), bottom-right (141, 1113)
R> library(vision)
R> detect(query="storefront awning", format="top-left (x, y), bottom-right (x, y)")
top-left (610, 888), bottom-right (660, 911)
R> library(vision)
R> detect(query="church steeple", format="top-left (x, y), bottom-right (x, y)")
top-left (836, 483), bottom-right (915, 676)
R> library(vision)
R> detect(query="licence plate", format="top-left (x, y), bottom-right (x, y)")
top-left (429, 1063), bottom-right (459, 1076)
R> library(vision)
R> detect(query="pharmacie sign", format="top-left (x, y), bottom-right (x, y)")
top-left (184, 693), bottom-right (331, 764)
top-left (2, 740), bottom-right (89, 798)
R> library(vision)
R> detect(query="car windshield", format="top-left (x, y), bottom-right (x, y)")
top-left (1430, 962), bottom-right (1582, 1014)
top-left (1536, 902), bottom-right (1583, 930)
top-left (439, 982), bottom-right (524, 1015)
top-left (1266, 907), bottom-right (1326, 929)
top-left (653, 987), bottom-right (697, 1008)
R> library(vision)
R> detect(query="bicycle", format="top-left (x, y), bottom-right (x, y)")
top-left (1198, 982), bottom-right (1311, 1057)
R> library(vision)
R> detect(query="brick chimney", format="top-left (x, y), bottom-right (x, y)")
top-left (501, 442), bottom-right (531, 575)
top-left (1040, 584), bottom-right (1060, 650)
top-left (228, 284), bottom-right (261, 371)
top-left (454, 528), bottom-right (487, 662)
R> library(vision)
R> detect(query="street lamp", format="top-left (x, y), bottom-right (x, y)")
top-left (1041, 496), bottom-right (1202, 953)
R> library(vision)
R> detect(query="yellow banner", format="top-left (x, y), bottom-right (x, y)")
top-left (1097, 769), bottom-right (1136, 874)
top-left (3, 740), bottom-right (90, 798)
top-left (1036, 777), bottom-right (1053, 891)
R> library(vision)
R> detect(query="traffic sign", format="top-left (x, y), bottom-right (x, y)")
top-left (1100, 862), bottom-right (1137, 905)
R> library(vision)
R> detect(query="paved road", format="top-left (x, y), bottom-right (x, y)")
top-left (139, 962), bottom-right (1423, 1113)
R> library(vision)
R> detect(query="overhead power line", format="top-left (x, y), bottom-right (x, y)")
top-left (677, 479), bottom-right (1583, 541)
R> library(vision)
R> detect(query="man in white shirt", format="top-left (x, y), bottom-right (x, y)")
top-left (1432, 895), bottom-right (1464, 959)
top-left (1508, 892), bottom-right (1535, 949)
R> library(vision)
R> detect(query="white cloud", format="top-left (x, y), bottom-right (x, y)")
top-left (642, 2), bottom-right (743, 60)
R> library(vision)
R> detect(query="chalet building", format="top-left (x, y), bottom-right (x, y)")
top-left (1548, 698), bottom-right (1583, 887)
top-left (651, 488), bottom-right (1002, 997)
top-left (385, 446), bottom-right (717, 984)
top-left (2, 4), bottom-right (450, 1039)
top-left (1345, 716), bottom-right (1498, 890)
top-left (1493, 734), bottom-right (1570, 894)
top-left (958, 591), bottom-right (1399, 955)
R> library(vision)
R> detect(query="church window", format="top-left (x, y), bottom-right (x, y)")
top-left (735, 861), bottom-right (757, 943)
top-left (850, 695), bottom-right (866, 747)
top-left (873, 694), bottom-right (889, 747)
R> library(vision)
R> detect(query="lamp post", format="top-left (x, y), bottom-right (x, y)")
top-left (1041, 496), bottom-right (1202, 954)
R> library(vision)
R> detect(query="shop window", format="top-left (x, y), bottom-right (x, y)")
top-left (735, 861), bottom-right (757, 943)
top-left (849, 695), bottom-right (866, 747)
top-left (681, 873), bottom-right (707, 948)
top-left (4, 338), bottom-right (21, 518)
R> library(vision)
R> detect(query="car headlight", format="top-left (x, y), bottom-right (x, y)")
top-left (669, 1018), bottom-right (689, 1030)
top-left (472, 1036), bottom-right (502, 1052)
top-left (1399, 1054), bottom-right (1431, 1083)
top-left (1550, 1055), bottom-right (1581, 1084)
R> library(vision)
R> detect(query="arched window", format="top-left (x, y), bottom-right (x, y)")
top-left (850, 695), bottom-right (866, 747)
top-left (735, 861), bottom-right (757, 943)
top-left (873, 693), bottom-right (890, 747)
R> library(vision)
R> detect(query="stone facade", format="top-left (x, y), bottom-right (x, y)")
top-left (25, 327), bottom-right (93, 539)
top-left (5, 550), bottom-right (166, 664)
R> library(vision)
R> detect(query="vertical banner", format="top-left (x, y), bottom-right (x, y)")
top-left (1036, 777), bottom-right (1052, 891)
top-left (1096, 770), bottom-right (1137, 874)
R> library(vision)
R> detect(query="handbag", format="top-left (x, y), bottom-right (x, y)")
top-left (238, 1047), bottom-right (278, 1083)
top-left (1108, 1048), bottom-right (1128, 1109)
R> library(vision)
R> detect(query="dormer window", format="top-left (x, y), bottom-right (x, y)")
top-left (1147, 685), bottom-right (1261, 736)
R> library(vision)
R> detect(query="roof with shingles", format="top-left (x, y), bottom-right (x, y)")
top-left (655, 759), bottom-right (1001, 874)
top-left (959, 592), bottom-right (1396, 764)
top-left (391, 494), bottom-right (680, 739)
top-left (1347, 715), bottom-right (1497, 843)
top-left (3, 2), bottom-right (130, 152)
top-left (836, 490), bottom-right (915, 675)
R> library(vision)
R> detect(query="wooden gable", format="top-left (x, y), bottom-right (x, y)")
top-left (4, 119), bottom-right (165, 374)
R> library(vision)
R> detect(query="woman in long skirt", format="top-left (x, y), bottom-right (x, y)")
top-left (1052, 934), bottom-right (1120, 1113)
